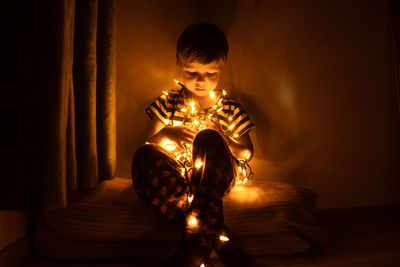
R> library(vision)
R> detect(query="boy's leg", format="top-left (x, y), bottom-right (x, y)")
top-left (187, 129), bottom-right (250, 266)
top-left (131, 143), bottom-right (189, 224)
top-left (185, 129), bottom-right (235, 250)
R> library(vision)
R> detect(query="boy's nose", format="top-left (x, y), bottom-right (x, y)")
top-left (196, 74), bottom-right (205, 82)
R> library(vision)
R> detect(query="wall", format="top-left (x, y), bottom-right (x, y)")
top-left (0, 211), bottom-right (30, 252)
top-left (116, 0), bottom-right (400, 208)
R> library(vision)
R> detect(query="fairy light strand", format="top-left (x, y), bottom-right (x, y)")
top-left (152, 80), bottom-right (253, 209)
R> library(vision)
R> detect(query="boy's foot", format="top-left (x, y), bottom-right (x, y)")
top-left (163, 240), bottom-right (214, 267)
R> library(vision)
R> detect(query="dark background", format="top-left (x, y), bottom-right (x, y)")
top-left (116, 0), bottom-right (400, 209)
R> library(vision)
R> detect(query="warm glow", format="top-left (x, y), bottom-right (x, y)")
top-left (145, 87), bottom-right (253, 188)
top-left (219, 235), bottom-right (229, 241)
top-left (200, 264), bottom-right (205, 267)
top-left (165, 143), bottom-right (176, 151)
top-left (195, 160), bottom-right (203, 169)
top-left (187, 215), bottom-right (198, 228)
top-left (188, 194), bottom-right (194, 204)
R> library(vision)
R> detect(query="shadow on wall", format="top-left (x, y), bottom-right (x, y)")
top-left (227, 82), bottom-right (313, 186)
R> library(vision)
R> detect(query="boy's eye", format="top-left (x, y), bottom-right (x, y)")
top-left (186, 71), bottom-right (197, 76)
top-left (207, 72), bottom-right (217, 76)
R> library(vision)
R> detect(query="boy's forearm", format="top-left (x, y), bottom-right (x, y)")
top-left (227, 139), bottom-right (253, 161)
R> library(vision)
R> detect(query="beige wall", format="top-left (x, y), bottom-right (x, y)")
top-left (0, 211), bottom-right (30, 251)
top-left (116, 0), bottom-right (400, 208)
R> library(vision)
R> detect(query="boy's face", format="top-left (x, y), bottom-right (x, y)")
top-left (180, 60), bottom-right (223, 98)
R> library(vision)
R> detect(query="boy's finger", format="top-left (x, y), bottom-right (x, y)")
top-left (184, 129), bottom-right (196, 137)
top-left (185, 127), bottom-right (197, 135)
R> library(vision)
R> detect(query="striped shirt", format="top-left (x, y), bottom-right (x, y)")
top-left (146, 88), bottom-right (255, 140)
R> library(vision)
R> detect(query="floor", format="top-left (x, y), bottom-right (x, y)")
top-left (21, 205), bottom-right (400, 267)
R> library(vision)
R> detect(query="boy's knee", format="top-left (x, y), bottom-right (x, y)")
top-left (194, 129), bottom-right (224, 145)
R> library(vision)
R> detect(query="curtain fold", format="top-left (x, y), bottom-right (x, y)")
top-left (3, 0), bottom-right (116, 210)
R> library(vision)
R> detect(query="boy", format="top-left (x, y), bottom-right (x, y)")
top-left (131, 23), bottom-right (255, 266)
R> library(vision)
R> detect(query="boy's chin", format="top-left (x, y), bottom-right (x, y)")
top-left (189, 88), bottom-right (211, 97)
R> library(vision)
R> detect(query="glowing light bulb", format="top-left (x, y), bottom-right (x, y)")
top-left (229, 117), bottom-right (232, 121)
top-left (217, 98), bottom-right (222, 105)
top-left (174, 79), bottom-right (179, 84)
top-left (236, 180), bottom-right (243, 185)
top-left (165, 144), bottom-right (176, 151)
top-left (229, 124), bottom-right (235, 130)
top-left (243, 178), bottom-right (248, 184)
top-left (188, 194), bottom-right (194, 204)
top-left (219, 235), bottom-right (229, 241)
top-left (222, 90), bottom-right (227, 96)
top-left (210, 91), bottom-right (215, 98)
top-left (181, 168), bottom-right (185, 177)
top-left (200, 264), bottom-right (205, 267)
top-left (195, 160), bottom-right (203, 169)
top-left (164, 119), bottom-right (170, 125)
top-left (187, 215), bottom-right (198, 228)
top-left (162, 91), bottom-right (168, 95)
top-left (181, 108), bottom-right (187, 112)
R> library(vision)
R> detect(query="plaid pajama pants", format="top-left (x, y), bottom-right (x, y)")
top-left (131, 129), bottom-right (236, 249)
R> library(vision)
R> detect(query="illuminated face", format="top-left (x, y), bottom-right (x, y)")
top-left (180, 60), bottom-right (223, 98)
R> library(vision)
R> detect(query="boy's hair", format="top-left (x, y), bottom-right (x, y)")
top-left (176, 23), bottom-right (228, 65)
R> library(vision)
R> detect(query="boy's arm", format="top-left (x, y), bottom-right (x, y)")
top-left (145, 117), bottom-right (165, 144)
top-left (145, 118), bottom-right (197, 150)
top-left (226, 132), bottom-right (254, 161)
top-left (205, 117), bottom-right (254, 161)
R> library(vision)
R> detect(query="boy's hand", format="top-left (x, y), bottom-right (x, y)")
top-left (157, 125), bottom-right (197, 150)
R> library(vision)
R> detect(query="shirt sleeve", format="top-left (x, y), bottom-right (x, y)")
top-left (229, 101), bottom-right (255, 140)
top-left (146, 93), bottom-right (170, 125)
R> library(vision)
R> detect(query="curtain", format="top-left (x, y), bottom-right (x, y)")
top-left (3, 0), bottom-right (116, 211)
top-left (388, 0), bottom-right (400, 113)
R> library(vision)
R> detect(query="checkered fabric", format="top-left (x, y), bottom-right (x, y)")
top-left (131, 129), bottom-right (236, 249)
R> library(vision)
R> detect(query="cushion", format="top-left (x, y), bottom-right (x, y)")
top-left (33, 177), bottom-right (326, 260)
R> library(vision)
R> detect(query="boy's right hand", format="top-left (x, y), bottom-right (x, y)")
top-left (156, 125), bottom-right (197, 150)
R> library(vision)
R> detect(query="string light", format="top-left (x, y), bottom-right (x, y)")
top-left (188, 194), bottom-right (194, 204)
top-left (187, 215), bottom-right (198, 228)
top-left (220, 236), bottom-right (229, 242)
top-left (152, 80), bottom-right (253, 202)
top-left (195, 160), bottom-right (203, 169)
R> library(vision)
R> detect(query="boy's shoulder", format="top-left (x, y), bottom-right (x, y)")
top-left (221, 95), bottom-right (242, 108)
